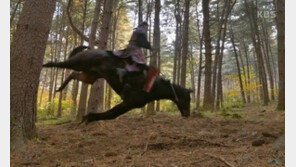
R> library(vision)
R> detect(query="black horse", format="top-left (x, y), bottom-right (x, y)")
top-left (43, 46), bottom-right (192, 123)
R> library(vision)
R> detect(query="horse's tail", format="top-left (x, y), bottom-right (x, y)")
top-left (42, 61), bottom-right (72, 68)
top-left (69, 45), bottom-right (91, 58)
top-left (42, 45), bottom-right (91, 69)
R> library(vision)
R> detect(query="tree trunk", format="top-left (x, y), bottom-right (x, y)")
top-left (70, 32), bottom-right (79, 116)
top-left (261, 20), bottom-right (275, 100)
top-left (77, 84), bottom-right (88, 120)
top-left (173, 0), bottom-right (181, 85)
top-left (241, 39), bottom-right (251, 103)
top-left (177, 21), bottom-right (182, 85)
top-left (244, 0), bottom-right (269, 105)
top-left (11, 0), bottom-right (56, 149)
top-left (62, 69), bottom-right (70, 100)
top-left (53, 6), bottom-right (66, 100)
top-left (189, 45), bottom-right (196, 103)
top-left (211, 1), bottom-right (227, 108)
top-left (138, 0), bottom-right (143, 24)
top-left (57, 69), bottom-right (65, 117)
top-left (276, 0), bottom-right (285, 110)
top-left (87, 0), bottom-right (113, 113)
top-left (48, 10), bottom-right (61, 104)
top-left (195, 5), bottom-right (203, 109)
top-left (230, 26), bottom-right (246, 103)
top-left (38, 69), bottom-right (48, 107)
top-left (76, 0), bottom-right (89, 121)
top-left (180, 0), bottom-right (190, 87)
top-left (147, 0), bottom-right (161, 114)
top-left (216, 17), bottom-right (229, 109)
top-left (57, 27), bottom-right (70, 117)
top-left (202, 0), bottom-right (213, 110)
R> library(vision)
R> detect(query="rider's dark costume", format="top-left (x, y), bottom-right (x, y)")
top-left (114, 22), bottom-right (159, 93)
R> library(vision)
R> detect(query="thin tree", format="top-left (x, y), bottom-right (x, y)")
top-left (138, 0), bottom-right (143, 24)
top-left (244, 0), bottom-right (269, 105)
top-left (202, 0), bottom-right (213, 110)
top-left (276, 0), bottom-right (285, 110)
top-left (48, 5), bottom-right (62, 104)
top-left (240, 38), bottom-right (251, 102)
top-left (180, 0), bottom-right (191, 87)
top-left (261, 20), bottom-right (275, 100)
top-left (216, 0), bottom-right (235, 108)
top-left (211, 0), bottom-right (228, 107)
top-left (67, 0), bottom-right (90, 120)
top-left (87, 0), bottom-right (113, 113)
top-left (173, 0), bottom-right (182, 85)
top-left (147, 0), bottom-right (161, 114)
top-left (57, 27), bottom-right (70, 117)
top-left (230, 25), bottom-right (246, 103)
top-left (189, 44), bottom-right (196, 103)
top-left (38, 68), bottom-right (48, 107)
top-left (195, 1), bottom-right (203, 109)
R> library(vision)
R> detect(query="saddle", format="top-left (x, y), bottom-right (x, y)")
top-left (113, 49), bottom-right (159, 93)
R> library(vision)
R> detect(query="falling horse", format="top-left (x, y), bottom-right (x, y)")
top-left (43, 46), bottom-right (191, 123)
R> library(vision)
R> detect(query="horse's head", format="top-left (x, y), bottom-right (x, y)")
top-left (174, 87), bottom-right (192, 117)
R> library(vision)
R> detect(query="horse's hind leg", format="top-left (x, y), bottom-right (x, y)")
top-left (56, 71), bottom-right (80, 92)
top-left (56, 71), bottom-right (98, 92)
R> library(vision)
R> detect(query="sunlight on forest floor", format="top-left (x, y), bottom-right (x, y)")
top-left (11, 104), bottom-right (284, 167)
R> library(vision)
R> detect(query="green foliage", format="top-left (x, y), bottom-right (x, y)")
top-left (223, 65), bottom-right (261, 108)
top-left (37, 102), bottom-right (56, 120)
top-left (37, 116), bottom-right (71, 125)
top-left (220, 110), bottom-right (243, 119)
top-left (160, 100), bottom-right (179, 113)
top-left (231, 113), bottom-right (243, 119)
top-left (37, 98), bottom-right (75, 121)
top-left (222, 99), bottom-right (244, 111)
top-left (221, 111), bottom-right (231, 117)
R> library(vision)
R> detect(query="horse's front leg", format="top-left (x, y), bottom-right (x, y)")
top-left (82, 101), bottom-right (135, 123)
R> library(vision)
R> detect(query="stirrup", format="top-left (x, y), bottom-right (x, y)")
top-left (116, 68), bottom-right (126, 82)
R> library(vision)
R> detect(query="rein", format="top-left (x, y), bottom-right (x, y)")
top-left (159, 72), bottom-right (179, 102)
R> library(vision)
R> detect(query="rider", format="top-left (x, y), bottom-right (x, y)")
top-left (115, 21), bottom-right (159, 93)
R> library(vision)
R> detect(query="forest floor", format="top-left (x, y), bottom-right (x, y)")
top-left (11, 104), bottom-right (285, 167)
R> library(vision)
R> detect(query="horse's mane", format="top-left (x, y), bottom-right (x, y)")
top-left (156, 77), bottom-right (191, 93)
top-left (69, 46), bottom-right (90, 58)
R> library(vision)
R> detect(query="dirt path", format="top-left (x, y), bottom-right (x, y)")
top-left (11, 105), bottom-right (284, 167)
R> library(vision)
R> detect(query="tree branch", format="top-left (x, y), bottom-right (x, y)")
top-left (67, 0), bottom-right (90, 43)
